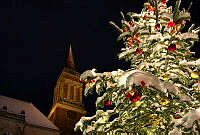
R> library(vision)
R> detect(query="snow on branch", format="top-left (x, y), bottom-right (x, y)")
top-left (171, 109), bottom-right (200, 128)
top-left (118, 70), bottom-right (191, 102)
top-left (179, 59), bottom-right (200, 66)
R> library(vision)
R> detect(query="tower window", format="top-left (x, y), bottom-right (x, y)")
top-left (20, 110), bottom-right (25, 115)
top-left (3, 106), bottom-right (7, 110)
top-left (63, 83), bottom-right (68, 99)
top-left (70, 85), bottom-right (74, 100)
top-left (76, 88), bottom-right (80, 102)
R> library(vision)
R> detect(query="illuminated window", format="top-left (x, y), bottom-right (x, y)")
top-left (63, 83), bottom-right (68, 98)
top-left (76, 88), bottom-right (80, 102)
top-left (70, 85), bottom-right (74, 100)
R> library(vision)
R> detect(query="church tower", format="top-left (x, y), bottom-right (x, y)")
top-left (48, 45), bottom-right (86, 135)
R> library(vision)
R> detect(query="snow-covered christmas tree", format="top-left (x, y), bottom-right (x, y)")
top-left (74, 0), bottom-right (200, 134)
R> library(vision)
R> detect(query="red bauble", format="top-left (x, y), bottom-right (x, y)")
top-left (91, 79), bottom-right (96, 83)
top-left (170, 30), bottom-right (175, 34)
top-left (80, 80), bottom-right (87, 87)
top-left (135, 33), bottom-right (139, 38)
top-left (129, 22), bottom-right (134, 27)
top-left (134, 34), bottom-right (140, 42)
top-left (125, 91), bottom-right (141, 103)
top-left (140, 80), bottom-right (146, 88)
top-left (129, 93), bottom-right (140, 103)
top-left (143, 15), bottom-right (147, 20)
top-left (168, 21), bottom-right (175, 28)
top-left (147, 6), bottom-right (153, 12)
top-left (155, 23), bottom-right (160, 30)
top-left (104, 100), bottom-right (111, 106)
top-left (123, 27), bottom-right (127, 32)
top-left (129, 40), bottom-right (133, 47)
top-left (80, 80), bottom-right (85, 83)
top-left (125, 93), bottom-right (132, 99)
top-left (161, 0), bottom-right (167, 4)
top-left (168, 44), bottom-right (176, 52)
top-left (136, 49), bottom-right (142, 55)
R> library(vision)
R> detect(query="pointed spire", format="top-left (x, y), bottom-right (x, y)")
top-left (65, 45), bottom-right (76, 70)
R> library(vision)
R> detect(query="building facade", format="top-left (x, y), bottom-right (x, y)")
top-left (0, 95), bottom-right (60, 135)
top-left (48, 46), bottom-right (86, 135)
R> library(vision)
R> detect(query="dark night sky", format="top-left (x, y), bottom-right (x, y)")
top-left (0, 0), bottom-right (200, 116)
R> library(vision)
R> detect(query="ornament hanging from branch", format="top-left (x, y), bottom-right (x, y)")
top-left (168, 44), bottom-right (176, 52)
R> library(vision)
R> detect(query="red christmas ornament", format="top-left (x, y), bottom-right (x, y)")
top-left (129, 22), bottom-right (134, 27)
top-left (123, 27), bottom-right (127, 32)
top-left (127, 37), bottom-right (133, 47)
top-left (133, 34), bottom-right (140, 43)
top-left (125, 91), bottom-right (140, 103)
top-left (168, 44), bottom-right (176, 52)
top-left (143, 15), bottom-right (147, 20)
top-left (168, 21), bottom-right (175, 28)
top-left (170, 30), bottom-right (175, 34)
top-left (80, 80), bottom-right (87, 87)
top-left (129, 40), bottom-right (133, 47)
top-left (161, 0), bottom-right (167, 4)
top-left (125, 92), bottom-right (132, 99)
top-left (129, 92), bottom-right (141, 103)
top-left (104, 100), bottom-right (111, 106)
top-left (136, 49), bottom-right (142, 55)
top-left (147, 6), bottom-right (153, 12)
top-left (80, 80), bottom-right (85, 83)
top-left (155, 23), bottom-right (160, 30)
top-left (91, 79), bottom-right (96, 83)
top-left (140, 80), bottom-right (146, 88)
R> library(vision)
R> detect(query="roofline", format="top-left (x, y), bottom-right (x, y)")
top-left (28, 103), bottom-right (60, 131)
top-left (0, 95), bottom-right (60, 131)
top-left (0, 95), bottom-right (32, 104)
top-left (25, 122), bottom-right (60, 132)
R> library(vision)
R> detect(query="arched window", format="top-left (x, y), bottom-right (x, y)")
top-left (63, 83), bottom-right (68, 99)
top-left (76, 87), bottom-right (80, 102)
top-left (70, 85), bottom-right (74, 100)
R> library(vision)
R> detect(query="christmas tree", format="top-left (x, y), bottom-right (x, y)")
top-left (74, 0), bottom-right (200, 134)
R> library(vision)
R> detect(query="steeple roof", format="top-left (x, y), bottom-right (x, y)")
top-left (65, 45), bottom-right (76, 70)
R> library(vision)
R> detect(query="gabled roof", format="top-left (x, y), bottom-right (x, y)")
top-left (0, 95), bottom-right (59, 131)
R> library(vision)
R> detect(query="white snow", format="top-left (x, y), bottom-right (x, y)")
top-left (171, 109), bottom-right (200, 129)
top-left (179, 59), bottom-right (200, 66)
top-left (0, 95), bottom-right (59, 130)
top-left (118, 70), bottom-right (191, 102)
top-left (168, 128), bottom-right (182, 135)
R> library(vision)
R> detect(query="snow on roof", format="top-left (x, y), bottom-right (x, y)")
top-left (0, 95), bottom-right (59, 131)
